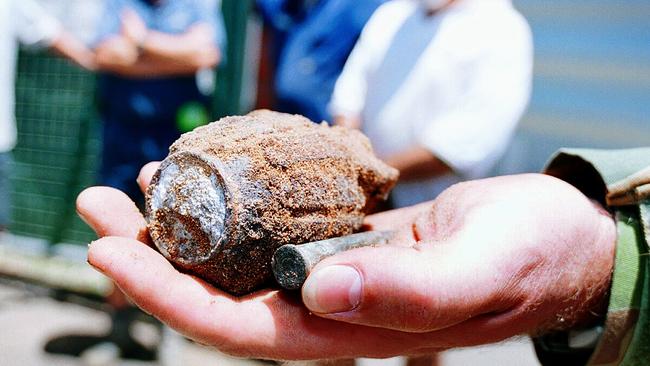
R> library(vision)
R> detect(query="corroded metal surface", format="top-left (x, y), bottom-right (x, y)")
top-left (146, 110), bottom-right (398, 295)
top-left (272, 231), bottom-right (396, 291)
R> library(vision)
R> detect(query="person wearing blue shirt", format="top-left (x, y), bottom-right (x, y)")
top-left (94, 0), bottom-right (226, 202)
top-left (44, 0), bottom-right (225, 361)
top-left (257, 0), bottom-right (385, 123)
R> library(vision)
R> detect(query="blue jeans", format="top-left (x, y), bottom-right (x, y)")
top-left (0, 152), bottom-right (11, 229)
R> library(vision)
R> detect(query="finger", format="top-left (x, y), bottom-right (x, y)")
top-left (137, 161), bottom-right (160, 193)
top-left (301, 240), bottom-right (519, 333)
top-left (77, 186), bottom-right (146, 239)
top-left (87, 237), bottom-right (430, 360)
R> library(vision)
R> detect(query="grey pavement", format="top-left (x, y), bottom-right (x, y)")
top-left (0, 279), bottom-right (261, 366)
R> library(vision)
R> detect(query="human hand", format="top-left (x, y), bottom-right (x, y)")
top-left (50, 32), bottom-right (98, 71)
top-left (301, 174), bottom-right (615, 335)
top-left (95, 37), bottom-right (139, 68)
top-left (121, 9), bottom-right (148, 47)
top-left (82, 167), bottom-right (615, 360)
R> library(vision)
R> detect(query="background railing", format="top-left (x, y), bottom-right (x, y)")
top-left (9, 0), bottom-right (253, 247)
top-left (12, 51), bottom-right (98, 245)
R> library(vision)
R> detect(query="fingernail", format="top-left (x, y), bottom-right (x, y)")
top-left (302, 265), bottom-right (362, 314)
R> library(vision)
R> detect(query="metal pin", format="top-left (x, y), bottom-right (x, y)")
top-left (272, 230), bottom-right (395, 290)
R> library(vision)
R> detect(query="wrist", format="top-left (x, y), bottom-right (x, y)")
top-left (538, 148), bottom-right (650, 365)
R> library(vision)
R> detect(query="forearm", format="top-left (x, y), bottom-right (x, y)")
top-left (384, 146), bottom-right (451, 182)
top-left (97, 54), bottom-right (204, 78)
top-left (140, 25), bottom-right (220, 69)
top-left (50, 32), bottom-right (96, 71)
top-left (95, 33), bottom-right (216, 77)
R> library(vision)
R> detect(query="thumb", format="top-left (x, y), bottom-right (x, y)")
top-left (301, 243), bottom-right (514, 333)
top-left (137, 161), bottom-right (161, 194)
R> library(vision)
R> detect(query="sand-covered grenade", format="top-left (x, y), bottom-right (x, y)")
top-left (145, 110), bottom-right (398, 295)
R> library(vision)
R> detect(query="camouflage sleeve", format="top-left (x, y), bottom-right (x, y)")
top-left (543, 148), bottom-right (650, 366)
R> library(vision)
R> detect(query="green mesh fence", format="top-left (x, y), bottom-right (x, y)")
top-left (11, 51), bottom-right (99, 245)
top-left (9, 1), bottom-right (251, 246)
top-left (214, 0), bottom-right (253, 118)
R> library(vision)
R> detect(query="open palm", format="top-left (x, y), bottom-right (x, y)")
top-left (81, 163), bottom-right (615, 360)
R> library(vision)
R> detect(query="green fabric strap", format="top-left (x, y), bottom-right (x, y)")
top-left (620, 202), bottom-right (650, 366)
top-left (609, 210), bottom-right (644, 312)
top-left (588, 209), bottom-right (648, 366)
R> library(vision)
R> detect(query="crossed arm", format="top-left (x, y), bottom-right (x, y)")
top-left (48, 32), bottom-right (97, 71)
top-left (95, 10), bottom-right (220, 78)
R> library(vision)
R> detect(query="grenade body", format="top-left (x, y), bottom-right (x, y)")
top-left (145, 110), bottom-right (398, 295)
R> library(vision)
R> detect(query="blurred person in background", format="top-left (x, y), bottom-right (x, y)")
top-left (257, 0), bottom-right (385, 123)
top-left (94, 0), bottom-right (226, 204)
top-left (0, 0), bottom-right (95, 233)
top-left (44, 0), bottom-right (226, 361)
top-left (331, 0), bottom-right (533, 208)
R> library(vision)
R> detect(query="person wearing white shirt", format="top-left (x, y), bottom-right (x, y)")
top-left (0, 0), bottom-right (95, 230)
top-left (331, 0), bottom-right (533, 208)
